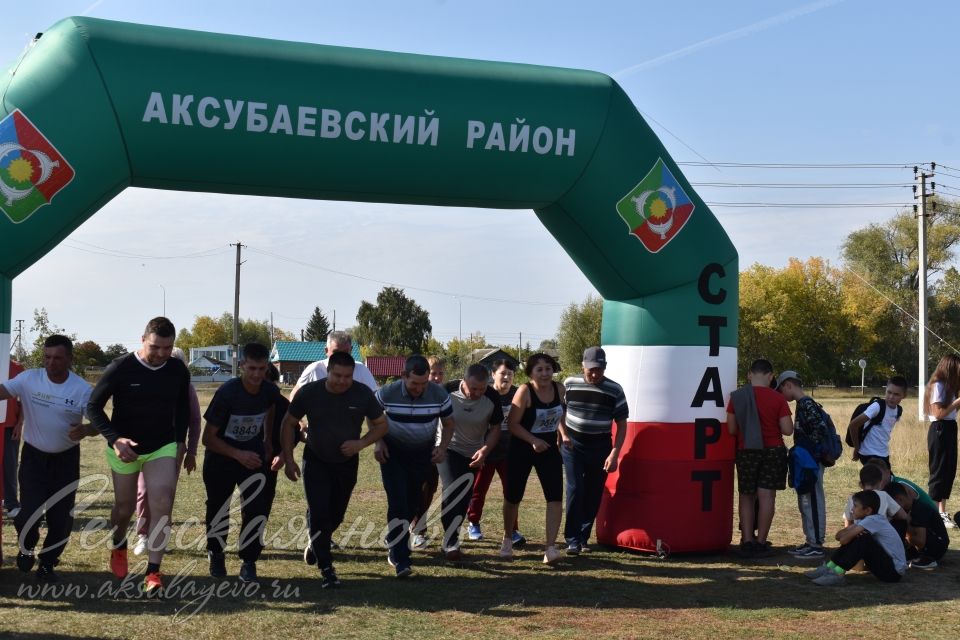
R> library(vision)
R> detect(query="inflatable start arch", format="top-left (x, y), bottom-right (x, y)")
top-left (0, 18), bottom-right (738, 552)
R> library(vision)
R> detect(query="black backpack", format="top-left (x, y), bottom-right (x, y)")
top-left (813, 402), bottom-right (843, 467)
top-left (845, 397), bottom-right (901, 449)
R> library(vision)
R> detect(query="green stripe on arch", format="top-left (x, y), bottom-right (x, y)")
top-left (601, 257), bottom-right (738, 347)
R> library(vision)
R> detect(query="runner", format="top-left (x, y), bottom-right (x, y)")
top-left (374, 355), bottom-right (454, 577)
top-left (87, 317), bottom-right (190, 597)
top-left (561, 347), bottom-right (628, 554)
top-left (438, 364), bottom-right (502, 560)
top-left (0, 336), bottom-right (93, 581)
top-left (202, 342), bottom-right (281, 583)
top-left (466, 358), bottom-right (526, 547)
top-left (410, 355), bottom-right (445, 549)
top-left (282, 351), bottom-right (387, 588)
top-left (500, 353), bottom-right (566, 564)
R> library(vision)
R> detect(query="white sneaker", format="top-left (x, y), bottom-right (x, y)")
top-left (133, 534), bottom-right (148, 556)
top-left (498, 538), bottom-right (513, 559)
top-left (940, 512), bottom-right (956, 529)
top-left (412, 534), bottom-right (429, 550)
top-left (543, 545), bottom-right (561, 565)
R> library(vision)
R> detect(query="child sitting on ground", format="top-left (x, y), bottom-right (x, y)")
top-left (869, 458), bottom-right (940, 514)
top-left (885, 482), bottom-right (950, 570)
top-left (806, 490), bottom-right (906, 586)
top-left (842, 464), bottom-right (909, 537)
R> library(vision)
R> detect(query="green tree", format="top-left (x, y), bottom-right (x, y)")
top-left (103, 343), bottom-right (129, 362)
top-left (303, 306), bottom-right (331, 342)
top-left (354, 287), bottom-right (432, 354)
top-left (740, 258), bottom-right (856, 385)
top-left (73, 340), bottom-right (107, 369)
top-left (445, 332), bottom-right (489, 373)
top-left (176, 313), bottom-right (273, 356)
top-left (557, 294), bottom-right (603, 374)
top-left (841, 198), bottom-right (960, 379)
top-left (26, 308), bottom-right (76, 368)
top-left (538, 338), bottom-right (558, 351)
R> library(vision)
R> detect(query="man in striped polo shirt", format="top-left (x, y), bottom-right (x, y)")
top-left (373, 355), bottom-right (455, 577)
top-left (561, 346), bottom-right (629, 555)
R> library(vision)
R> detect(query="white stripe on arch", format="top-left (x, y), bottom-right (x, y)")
top-left (601, 344), bottom-right (736, 424)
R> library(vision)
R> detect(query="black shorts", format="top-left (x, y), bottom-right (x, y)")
top-left (505, 436), bottom-right (563, 504)
top-left (735, 446), bottom-right (787, 494)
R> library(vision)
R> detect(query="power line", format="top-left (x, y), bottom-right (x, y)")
top-left (679, 161), bottom-right (919, 169)
top-left (245, 246), bottom-right (566, 307)
top-left (692, 182), bottom-right (912, 189)
top-left (706, 201), bottom-right (915, 208)
top-left (638, 109), bottom-right (721, 172)
top-left (64, 239), bottom-right (230, 260)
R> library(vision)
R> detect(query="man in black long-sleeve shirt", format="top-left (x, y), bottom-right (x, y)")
top-left (87, 317), bottom-right (189, 597)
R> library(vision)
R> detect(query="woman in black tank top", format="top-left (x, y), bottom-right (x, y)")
top-left (501, 353), bottom-right (567, 564)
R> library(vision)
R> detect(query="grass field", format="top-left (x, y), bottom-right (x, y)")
top-left (1, 387), bottom-right (959, 639)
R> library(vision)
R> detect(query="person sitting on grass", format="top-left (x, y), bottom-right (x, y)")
top-left (805, 490), bottom-right (906, 586)
top-left (885, 481), bottom-right (949, 570)
top-left (842, 463), bottom-right (908, 538)
top-left (869, 457), bottom-right (940, 515)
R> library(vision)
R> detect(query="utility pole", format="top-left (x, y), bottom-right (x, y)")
top-left (333, 309), bottom-right (336, 332)
top-left (231, 241), bottom-right (245, 377)
top-left (518, 331), bottom-right (522, 364)
top-left (12, 319), bottom-right (24, 358)
top-left (270, 312), bottom-right (275, 348)
top-left (916, 166), bottom-right (935, 420)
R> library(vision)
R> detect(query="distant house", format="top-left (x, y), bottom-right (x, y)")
top-left (366, 356), bottom-right (406, 381)
top-left (187, 355), bottom-right (234, 382)
top-left (269, 340), bottom-right (364, 384)
top-left (467, 348), bottom-right (519, 372)
top-left (189, 344), bottom-right (236, 364)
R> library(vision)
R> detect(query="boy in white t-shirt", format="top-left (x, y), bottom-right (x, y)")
top-left (0, 335), bottom-right (94, 582)
top-left (806, 490), bottom-right (907, 585)
top-left (847, 376), bottom-right (907, 468)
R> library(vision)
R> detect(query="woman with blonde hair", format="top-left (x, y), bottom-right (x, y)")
top-left (924, 353), bottom-right (960, 529)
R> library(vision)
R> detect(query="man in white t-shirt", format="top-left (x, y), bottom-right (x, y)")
top-left (291, 331), bottom-right (377, 399)
top-left (0, 335), bottom-right (94, 581)
top-left (847, 376), bottom-right (907, 468)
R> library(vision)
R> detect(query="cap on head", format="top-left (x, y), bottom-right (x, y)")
top-left (775, 370), bottom-right (802, 390)
top-left (582, 346), bottom-right (607, 369)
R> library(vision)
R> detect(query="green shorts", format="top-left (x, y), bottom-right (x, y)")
top-left (106, 441), bottom-right (179, 474)
top-left (735, 445), bottom-right (788, 494)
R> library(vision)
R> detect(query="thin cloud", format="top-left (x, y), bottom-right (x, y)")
top-left (80, 0), bottom-right (105, 16)
top-left (612, 0), bottom-right (845, 79)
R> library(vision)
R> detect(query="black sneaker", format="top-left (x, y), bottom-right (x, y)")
top-left (395, 564), bottom-right (413, 579)
top-left (734, 541), bottom-right (756, 558)
top-left (753, 541), bottom-right (776, 558)
top-left (208, 551), bottom-right (227, 578)
top-left (16, 551), bottom-right (36, 573)
top-left (239, 561), bottom-right (258, 584)
top-left (320, 565), bottom-right (341, 589)
top-left (910, 556), bottom-right (938, 570)
top-left (303, 543), bottom-right (317, 566)
top-left (36, 564), bottom-right (60, 583)
top-left (566, 542), bottom-right (581, 555)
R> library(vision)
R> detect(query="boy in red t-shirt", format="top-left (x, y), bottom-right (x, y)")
top-left (727, 359), bottom-right (794, 557)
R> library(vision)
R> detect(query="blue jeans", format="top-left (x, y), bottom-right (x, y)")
top-left (379, 439), bottom-right (434, 569)
top-left (561, 434), bottom-right (611, 546)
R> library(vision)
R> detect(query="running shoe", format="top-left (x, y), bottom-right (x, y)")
top-left (566, 542), bottom-right (581, 556)
top-left (303, 543), bottom-right (316, 566)
top-left (787, 544), bottom-right (810, 557)
top-left (511, 530), bottom-right (526, 549)
top-left (133, 534), bottom-right (148, 556)
top-left (320, 565), bottom-right (341, 589)
top-left (804, 564), bottom-right (831, 579)
top-left (910, 556), bottom-right (938, 570)
top-left (16, 551), bottom-right (35, 573)
top-left (543, 545), bottom-right (561, 565)
top-left (411, 534), bottom-right (429, 550)
top-left (795, 546), bottom-right (825, 559)
top-left (579, 543), bottom-right (591, 554)
top-left (498, 538), bottom-right (514, 560)
top-left (239, 561), bottom-right (258, 584)
top-left (110, 547), bottom-right (128, 579)
top-left (36, 564), bottom-right (60, 583)
top-left (444, 547), bottom-right (465, 562)
top-left (467, 523), bottom-right (483, 541)
top-left (144, 571), bottom-right (163, 598)
top-left (812, 571), bottom-right (844, 586)
top-left (395, 564), bottom-right (413, 579)
top-left (208, 551), bottom-right (227, 578)
top-left (940, 512), bottom-right (956, 529)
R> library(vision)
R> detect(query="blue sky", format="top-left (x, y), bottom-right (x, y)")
top-left (3, 0), bottom-right (958, 351)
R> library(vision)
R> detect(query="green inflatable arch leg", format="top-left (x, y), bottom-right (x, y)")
top-left (0, 17), bottom-right (738, 552)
